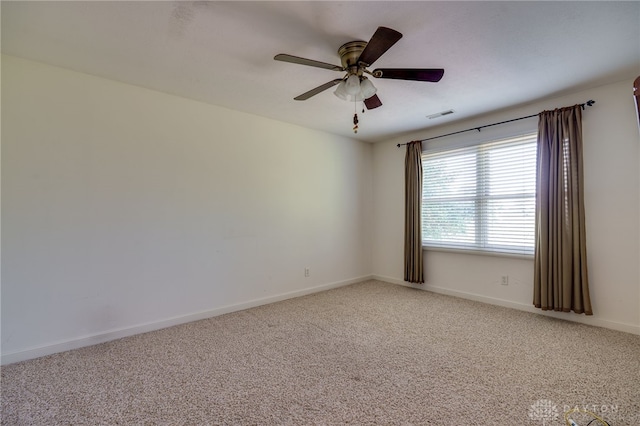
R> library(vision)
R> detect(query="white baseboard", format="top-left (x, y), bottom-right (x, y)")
top-left (372, 274), bottom-right (640, 336)
top-left (5, 274), bottom-right (635, 365)
top-left (1, 275), bottom-right (373, 365)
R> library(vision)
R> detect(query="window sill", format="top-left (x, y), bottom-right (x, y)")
top-left (422, 245), bottom-right (534, 260)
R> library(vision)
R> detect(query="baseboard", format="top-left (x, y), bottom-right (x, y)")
top-left (371, 274), bottom-right (640, 336)
top-left (1, 275), bottom-right (373, 365)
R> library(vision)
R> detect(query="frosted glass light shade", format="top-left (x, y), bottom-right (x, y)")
top-left (345, 74), bottom-right (361, 95)
top-left (360, 78), bottom-right (377, 98)
top-left (334, 81), bottom-right (350, 100)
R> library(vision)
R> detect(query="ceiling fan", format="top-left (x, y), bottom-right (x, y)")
top-left (274, 26), bottom-right (444, 111)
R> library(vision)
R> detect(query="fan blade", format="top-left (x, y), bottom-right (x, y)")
top-left (294, 79), bottom-right (343, 100)
top-left (364, 94), bottom-right (383, 110)
top-left (274, 54), bottom-right (343, 71)
top-left (357, 27), bottom-right (403, 67)
top-left (373, 68), bottom-right (444, 82)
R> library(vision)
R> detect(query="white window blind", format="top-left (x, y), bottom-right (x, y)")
top-left (421, 133), bottom-right (537, 256)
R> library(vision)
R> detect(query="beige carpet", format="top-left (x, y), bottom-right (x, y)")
top-left (2, 280), bottom-right (639, 425)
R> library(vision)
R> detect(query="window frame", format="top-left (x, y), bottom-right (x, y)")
top-left (420, 132), bottom-right (538, 258)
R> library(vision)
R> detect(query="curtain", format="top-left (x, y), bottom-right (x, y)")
top-left (534, 105), bottom-right (592, 314)
top-left (404, 141), bottom-right (424, 284)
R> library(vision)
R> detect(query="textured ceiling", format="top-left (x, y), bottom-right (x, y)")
top-left (2, 1), bottom-right (639, 142)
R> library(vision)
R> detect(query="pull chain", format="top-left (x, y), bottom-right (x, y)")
top-left (353, 100), bottom-right (359, 133)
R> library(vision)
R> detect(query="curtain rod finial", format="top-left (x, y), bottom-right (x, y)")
top-left (582, 100), bottom-right (595, 110)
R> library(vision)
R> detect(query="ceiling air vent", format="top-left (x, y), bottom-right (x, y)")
top-left (427, 110), bottom-right (454, 119)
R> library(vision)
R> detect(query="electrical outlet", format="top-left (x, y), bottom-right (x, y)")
top-left (304, 268), bottom-right (310, 277)
top-left (501, 275), bottom-right (509, 285)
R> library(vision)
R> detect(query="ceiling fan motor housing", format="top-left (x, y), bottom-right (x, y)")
top-left (338, 41), bottom-right (367, 73)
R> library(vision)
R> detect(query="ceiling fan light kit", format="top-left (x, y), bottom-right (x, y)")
top-left (274, 26), bottom-right (444, 133)
top-left (334, 76), bottom-right (377, 102)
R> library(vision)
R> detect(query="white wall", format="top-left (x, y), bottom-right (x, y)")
top-left (373, 78), bottom-right (640, 334)
top-left (1, 55), bottom-right (373, 363)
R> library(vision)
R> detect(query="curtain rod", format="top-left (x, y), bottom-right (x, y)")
top-left (396, 100), bottom-right (595, 148)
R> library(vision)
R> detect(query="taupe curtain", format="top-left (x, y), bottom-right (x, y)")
top-left (404, 141), bottom-right (424, 284)
top-left (534, 105), bottom-right (592, 315)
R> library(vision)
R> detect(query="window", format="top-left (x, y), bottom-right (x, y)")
top-left (421, 133), bottom-right (537, 256)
